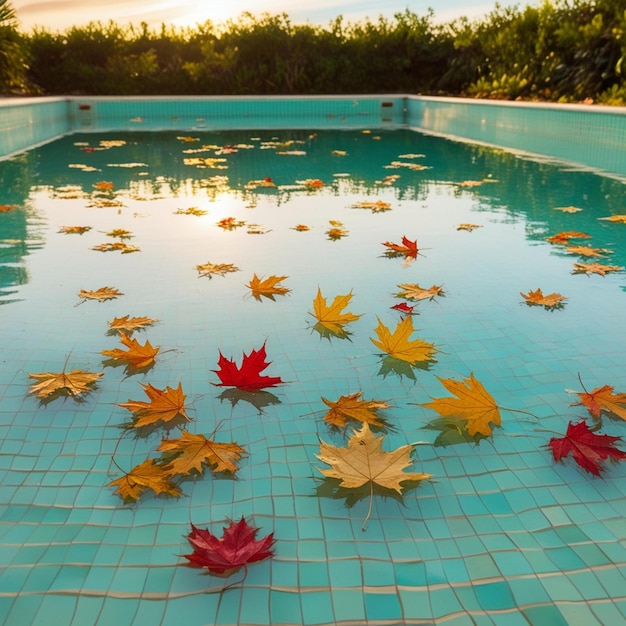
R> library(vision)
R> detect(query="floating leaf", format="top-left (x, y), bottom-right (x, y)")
top-left (107, 315), bottom-right (157, 336)
top-left (573, 383), bottom-right (626, 422)
top-left (564, 245), bottom-right (610, 258)
top-left (117, 383), bottom-right (191, 431)
top-left (78, 286), bottom-right (123, 302)
top-left (316, 423), bottom-right (430, 529)
top-left (93, 181), bottom-right (114, 191)
top-left (548, 420), bottom-right (626, 476)
top-left (105, 228), bottom-right (133, 239)
top-left (247, 274), bottom-right (290, 301)
top-left (395, 283), bottom-right (444, 301)
top-left (102, 335), bottom-right (159, 372)
top-left (521, 288), bottom-right (567, 309)
top-left (92, 242), bottom-right (140, 253)
top-left (216, 217), bottom-right (245, 230)
top-left (309, 288), bottom-right (361, 336)
top-left (183, 517), bottom-right (275, 577)
top-left (553, 206), bottom-right (583, 213)
top-left (159, 431), bottom-right (247, 476)
top-left (420, 373), bottom-right (501, 437)
top-left (59, 226), bottom-right (91, 235)
top-left (545, 231), bottom-right (590, 244)
top-left (322, 392), bottom-right (390, 429)
top-left (371, 316), bottom-right (438, 365)
top-left (174, 207), bottom-right (208, 216)
top-left (28, 369), bottom-right (103, 400)
top-left (326, 220), bottom-right (348, 240)
top-left (292, 224), bottom-right (312, 231)
top-left (109, 458), bottom-right (181, 503)
top-left (457, 223), bottom-right (482, 232)
top-left (351, 200), bottom-right (391, 212)
top-left (212, 342), bottom-right (283, 391)
top-left (572, 262), bottom-right (622, 276)
top-left (196, 262), bottom-right (240, 278)
top-left (391, 302), bottom-right (416, 315)
top-left (598, 214), bottom-right (626, 223)
top-left (382, 236), bottom-right (418, 259)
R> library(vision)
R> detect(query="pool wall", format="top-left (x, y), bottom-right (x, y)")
top-left (1, 95), bottom-right (625, 176)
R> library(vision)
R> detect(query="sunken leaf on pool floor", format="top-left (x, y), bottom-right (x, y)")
top-left (316, 422), bottom-right (431, 530)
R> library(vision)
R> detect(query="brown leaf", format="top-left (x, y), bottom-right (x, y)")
top-left (58, 226), bottom-right (92, 235)
top-left (196, 262), bottom-right (240, 278)
top-left (572, 262), bottom-right (623, 276)
top-left (396, 283), bottom-right (444, 301)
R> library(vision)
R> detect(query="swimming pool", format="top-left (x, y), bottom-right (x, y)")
top-left (1, 126), bottom-right (625, 625)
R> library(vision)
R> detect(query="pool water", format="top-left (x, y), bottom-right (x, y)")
top-left (1, 129), bottom-right (625, 625)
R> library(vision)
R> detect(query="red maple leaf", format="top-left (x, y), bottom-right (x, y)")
top-left (391, 302), bottom-right (415, 314)
top-left (548, 420), bottom-right (626, 476)
top-left (183, 516), bottom-right (275, 577)
top-left (212, 342), bottom-right (283, 390)
top-left (382, 236), bottom-right (418, 259)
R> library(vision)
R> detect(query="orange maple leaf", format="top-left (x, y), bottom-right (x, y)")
top-left (545, 231), bottom-right (590, 244)
top-left (598, 214), bottom-right (626, 223)
top-left (564, 245), bottom-right (610, 258)
top-left (421, 373), bottom-right (501, 437)
top-left (109, 458), bottom-right (181, 503)
top-left (117, 383), bottom-right (191, 429)
top-left (107, 315), bottom-right (157, 335)
top-left (520, 288), bottom-right (567, 309)
top-left (28, 369), bottom-right (103, 399)
top-left (382, 236), bottom-right (418, 259)
top-left (102, 334), bottom-right (159, 370)
top-left (158, 430), bottom-right (247, 475)
top-left (247, 274), bottom-right (290, 301)
top-left (78, 286), bottom-right (123, 302)
top-left (574, 384), bottom-right (626, 422)
top-left (572, 262), bottom-right (622, 276)
top-left (59, 226), bottom-right (92, 235)
top-left (322, 392), bottom-right (390, 428)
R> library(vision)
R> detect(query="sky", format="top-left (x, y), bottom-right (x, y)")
top-left (12, 0), bottom-right (533, 32)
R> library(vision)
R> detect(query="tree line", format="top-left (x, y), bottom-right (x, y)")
top-left (1, 0), bottom-right (624, 104)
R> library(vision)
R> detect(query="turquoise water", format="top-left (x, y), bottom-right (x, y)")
top-left (1, 129), bottom-right (625, 625)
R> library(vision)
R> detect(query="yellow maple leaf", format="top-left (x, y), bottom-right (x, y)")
top-left (396, 283), bottom-right (444, 301)
top-left (92, 242), bottom-right (140, 253)
top-left (117, 383), bottom-right (191, 429)
top-left (316, 423), bottom-right (430, 529)
top-left (109, 458), bottom-right (181, 503)
top-left (158, 430), bottom-right (247, 475)
top-left (28, 369), bottom-right (103, 399)
top-left (247, 274), bottom-right (290, 301)
top-left (521, 288), bottom-right (567, 308)
top-left (457, 223), bottom-right (482, 232)
top-left (421, 373), bottom-right (501, 436)
top-left (196, 261), bottom-right (240, 278)
top-left (598, 214), bottom-right (626, 223)
top-left (322, 392), bottom-right (389, 428)
top-left (572, 262), bottom-right (623, 276)
top-left (370, 316), bottom-right (438, 365)
top-left (309, 288), bottom-right (361, 334)
top-left (174, 207), bottom-right (208, 216)
top-left (553, 205), bottom-right (583, 213)
top-left (102, 334), bottom-right (159, 370)
top-left (107, 315), bottom-right (157, 335)
top-left (78, 286), bottom-right (123, 302)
